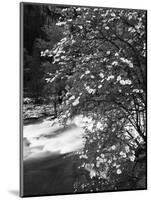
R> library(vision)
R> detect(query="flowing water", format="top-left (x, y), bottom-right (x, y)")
top-left (23, 116), bottom-right (85, 160)
top-left (23, 116), bottom-right (87, 196)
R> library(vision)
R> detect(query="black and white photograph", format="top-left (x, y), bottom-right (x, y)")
top-left (20, 2), bottom-right (147, 197)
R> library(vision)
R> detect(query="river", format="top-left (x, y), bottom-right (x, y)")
top-left (23, 116), bottom-right (86, 196)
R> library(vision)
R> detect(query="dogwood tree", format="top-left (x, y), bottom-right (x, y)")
top-left (43, 7), bottom-right (146, 191)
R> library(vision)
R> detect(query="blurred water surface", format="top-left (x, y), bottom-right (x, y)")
top-left (23, 115), bottom-right (87, 160)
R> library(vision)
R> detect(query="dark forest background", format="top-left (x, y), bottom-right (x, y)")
top-left (24, 4), bottom-right (62, 101)
top-left (23, 4), bottom-right (69, 119)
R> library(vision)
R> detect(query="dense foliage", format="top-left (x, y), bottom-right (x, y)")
top-left (43, 7), bottom-right (147, 191)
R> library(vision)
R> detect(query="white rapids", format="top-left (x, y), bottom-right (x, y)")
top-left (23, 115), bottom-right (92, 160)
